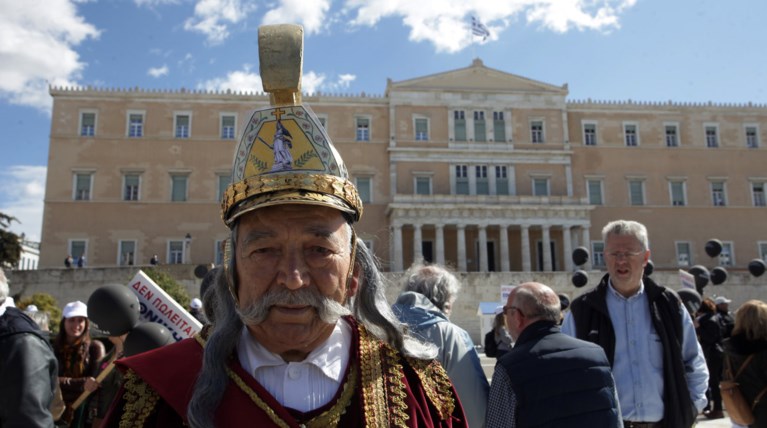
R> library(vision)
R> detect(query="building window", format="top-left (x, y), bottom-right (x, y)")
top-left (69, 240), bottom-right (87, 264)
top-left (665, 124), bottom-right (678, 147)
top-left (531, 121), bottom-right (544, 143)
top-left (475, 165), bottom-right (489, 195)
top-left (415, 117), bottom-right (429, 141)
top-left (168, 240), bottom-right (184, 264)
top-left (215, 240), bottom-right (225, 266)
top-left (73, 173), bottom-right (93, 201)
top-left (474, 111), bottom-right (486, 142)
top-left (221, 114), bottom-right (236, 139)
top-left (583, 122), bottom-right (597, 146)
top-left (355, 117), bottom-right (370, 141)
top-left (624, 123), bottom-right (638, 147)
top-left (705, 125), bottom-right (719, 148)
top-left (415, 176), bottom-right (432, 195)
top-left (495, 166), bottom-right (508, 195)
top-left (217, 174), bottom-right (231, 202)
top-left (493, 111), bottom-right (506, 142)
top-left (587, 179), bottom-right (603, 205)
top-left (676, 241), bottom-right (691, 267)
top-left (759, 242), bottom-right (767, 262)
top-left (711, 181), bottom-right (726, 206)
top-left (124, 174), bottom-right (140, 201)
top-left (669, 180), bottom-right (686, 206)
top-left (128, 112), bottom-right (144, 138)
top-left (592, 241), bottom-right (605, 268)
top-left (80, 111), bottom-right (96, 136)
top-left (355, 176), bottom-right (372, 203)
top-left (753, 182), bottom-right (766, 207)
top-left (532, 177), bottom-right (549, 196)
top-left (171, 175), bottom-right (188, 202)
top-left (454, 111), bottom-right (466, 141)
top-left (719, 242), bottom-right (734, 266)
top-left (175, 113), bottom-right (191, 138)
top-left (629, 179), bottom-right (645, 205)
top-left (119, 240), bottom-right (136, 266)
top-left (746, 126), bottom-right (759, 148)
top-left (455, 165), bottom-right (469, 195)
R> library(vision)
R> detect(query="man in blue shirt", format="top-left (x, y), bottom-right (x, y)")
top-left (562, 220), bottom-right (709, 427)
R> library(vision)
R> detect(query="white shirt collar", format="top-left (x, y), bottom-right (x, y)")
top-left (0, 297), bottom-right (15, 317)
top-left (237, 318), bottom-right (351, 383)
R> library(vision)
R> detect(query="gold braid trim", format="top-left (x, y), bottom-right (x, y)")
top-left (357, 324), bottom-right (390, 426)
top-left (382, 345), bottom-right (411, 427)
top-left (119, 369), bottom-right (161, 428)
top-left (403, 357), bottom-right (456, 420)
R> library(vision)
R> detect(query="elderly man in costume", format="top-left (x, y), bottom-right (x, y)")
top-left (102, 24), bottom-right (466, 428)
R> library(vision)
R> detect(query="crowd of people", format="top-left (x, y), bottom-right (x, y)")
top-left (4, 25), bottom-right (767, 428)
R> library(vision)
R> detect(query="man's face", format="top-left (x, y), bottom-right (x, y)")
top-left (604, 233), bottom-right (649, 293)
top-left (504, 291), bottom-right (521, 341)
top-left (235, 204), bottom-right (358, 358)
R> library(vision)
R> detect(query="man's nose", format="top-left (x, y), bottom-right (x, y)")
top-left (277, 250), bottom-right (309, 290)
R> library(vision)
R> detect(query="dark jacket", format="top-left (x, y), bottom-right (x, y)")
top-left (0, 307), bottom-right (58, 427)
top-left (497, 320), bottom-right (620, 427)
top-left (569, 274), bottom-right (698, 428)
top-left (722, 334), bottom-right (767, 428)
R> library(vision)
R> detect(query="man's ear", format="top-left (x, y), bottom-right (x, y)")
top-left (346, 264), bottom-right (361, 301)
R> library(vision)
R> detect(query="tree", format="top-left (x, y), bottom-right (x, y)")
top-left (0, 212), bottom-right (22, 268)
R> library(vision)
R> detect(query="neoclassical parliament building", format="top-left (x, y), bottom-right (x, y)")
top-left (41, 59), bottom-right (767, 274)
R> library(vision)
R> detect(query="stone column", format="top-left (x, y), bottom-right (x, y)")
top-left (499, 225), bottom-right (510, 272)
top-left (542, 225), bottom-right (552, 272)
top-left (581, 226), bottom-right (592, 270)
top-left (435, 224), bottom-right (445, 265)
top-left (457, 224), bottom-right (467, 272)
top-left (413, 223), bottom-right (422, 264)
top-left (392, 224), bottom-right (403, 272)
top-left (478, 225), bottom-right (488, 273)
top-left (521, 225), bottom-right (531, 272)
top-left (563, 225), bottom-right (573, 272)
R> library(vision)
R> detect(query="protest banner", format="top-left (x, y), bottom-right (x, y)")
top-left (679, 269), bottom-right (696, 290)
top-left (127, 270), bottom-right (202, 342)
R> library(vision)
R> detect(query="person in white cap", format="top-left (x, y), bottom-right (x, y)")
top-left (102, 24), bottom-right (466, 428)
top-left (53, 300), bottom-right (105, 426)
top-left (188, 297), bottom-right (207, 325)
top-left (715, 295), bottom-right (735, 338)
top-left (0, 269), bottom-right (59, 427)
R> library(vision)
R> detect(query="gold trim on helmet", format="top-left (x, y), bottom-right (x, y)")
top-left (222, 172), bottom-right (363, 227)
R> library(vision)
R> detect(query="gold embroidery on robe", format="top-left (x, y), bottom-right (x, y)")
top-left (404, 356), bottom-right (456, 420)
top-left (119, 369), bottom-right (160, 428)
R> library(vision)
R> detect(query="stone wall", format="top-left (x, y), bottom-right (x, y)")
top-left (7, 266), bottom-right (766, 344)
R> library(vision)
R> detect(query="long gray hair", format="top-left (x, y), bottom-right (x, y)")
top-left (187, 224), bottom-right (434, 427)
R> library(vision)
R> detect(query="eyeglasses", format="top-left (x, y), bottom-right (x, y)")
top-left (502, 305), bottom-right (521, 316)
top-left (606, 250), bottom-right (645, 260)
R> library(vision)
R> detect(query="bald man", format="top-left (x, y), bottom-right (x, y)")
top-left (486, 282), bottom-right (621, 428)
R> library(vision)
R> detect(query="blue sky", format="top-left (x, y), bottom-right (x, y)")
top-left (1, 0), bottom-right (765, 242)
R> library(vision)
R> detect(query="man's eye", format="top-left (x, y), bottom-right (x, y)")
top-left (308, 246), bottom-right (333, 256)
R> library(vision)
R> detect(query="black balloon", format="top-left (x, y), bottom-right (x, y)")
top-left (710, 266), bottom-right (728, 285)
top-left (558, 293), bottom-right (570, 311)
top-left (677, 288), bottom-right (702, 316)
top-left (749, 259), bottom-right (766, 277)
top-left (124, 322), bottom-right (173, 357)
top-left (643, 260), bottom-right (654, 277)
top-left (87, 284), bottom-right (140, 336)
top-left (194, 264), bottom-right (209, 279)
top-left (705, 239), bottom-right (723, 258)
top-left (572, 247), bottom-right (589, 266)
top-left (688, 265), bottom-right (710, 293)
top-left (571, 270), bottom-right (589, 288)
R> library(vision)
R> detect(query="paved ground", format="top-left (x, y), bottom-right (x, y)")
top-left (478, 353), bottom-right (733, 427)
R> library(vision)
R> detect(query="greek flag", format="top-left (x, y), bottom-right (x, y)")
top-left (471, 16), bottom-right (490, 40)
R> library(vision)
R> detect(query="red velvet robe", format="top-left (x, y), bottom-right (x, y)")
top-left (101, 317), bottom-right (467, 427)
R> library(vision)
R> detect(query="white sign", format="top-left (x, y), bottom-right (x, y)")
top-left (127, 270), bottom-right (202, 342)
top-left (679, 269), bottom-right (696, 290)
top-left (500, 285), bottom-right (516, 303)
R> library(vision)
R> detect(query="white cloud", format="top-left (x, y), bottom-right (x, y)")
top-left (0, 0), bottom-right (100, 111)
top-left (262, 0), bottom-right (332, 35)
top-left (148, 65), bottom-right (169, 78)
top-left (183, 0), bottom-right (257, 44)
top-left (134, 0), bottom-right (179, 6)
top-left (337, 74), bottom-right (356, 88)
top-left (340, 0), bottom-right (636, 53)
top-left (197, 65), bottom-right (263, 93)
top-left (0, 166), bottom-right (47, 242)
top-left (302, 71), bottom-right (326, 95)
